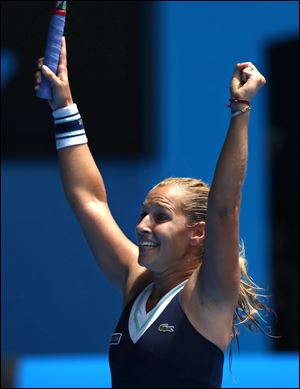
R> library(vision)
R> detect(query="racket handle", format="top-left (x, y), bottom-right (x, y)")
top-left (36, 14), bottom-right (66, 100)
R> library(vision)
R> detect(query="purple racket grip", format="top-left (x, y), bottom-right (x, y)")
top-left (36, 14), bottom-right (66, 100)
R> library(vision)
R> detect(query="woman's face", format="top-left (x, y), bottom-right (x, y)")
top-left (135, 186), bottom-right (193, 272)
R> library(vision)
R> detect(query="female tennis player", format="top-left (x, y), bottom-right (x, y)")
top-left (35, 36), bottom-right (270, 388)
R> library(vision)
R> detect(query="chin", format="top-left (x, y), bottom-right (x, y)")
top-left (138, 251), bottom-right (157, 269)
top-left (137, 254), bottom-right (148, 268)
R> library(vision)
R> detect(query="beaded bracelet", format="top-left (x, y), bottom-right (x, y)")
top-left (227, 98), bottom-right (251, 107)
top-left (226, 98), bottom-right (251, 118)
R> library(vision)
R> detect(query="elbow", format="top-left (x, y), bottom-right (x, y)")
top-left (63, 188), bottom-right (106, 211)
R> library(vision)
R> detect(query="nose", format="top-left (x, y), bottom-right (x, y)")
top-left (136, 214), bottom-right (152, 235)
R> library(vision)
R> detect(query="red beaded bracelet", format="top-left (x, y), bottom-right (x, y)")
top-left (227, 98), bottom-right (250, 107)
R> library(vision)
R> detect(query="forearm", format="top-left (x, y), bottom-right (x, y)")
top-left (51, 102), bottom-right (108, 207)
top-left (208, 61), bottom-right (266, 212)
top-left (209, 105), bottom-right (250, 211)
top-left (58, 144), bottom-right (108, 207)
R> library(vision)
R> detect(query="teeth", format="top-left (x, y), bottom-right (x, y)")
top-left (139, 241), bottom-right (159, 248)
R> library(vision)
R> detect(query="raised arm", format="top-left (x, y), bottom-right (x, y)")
top-left (199, 62), bottom-right (266, 304)
top-left (35, 37), bottom-right (145, 295)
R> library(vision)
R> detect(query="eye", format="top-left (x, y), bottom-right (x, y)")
top-left (155, 213), bottom-right (169, 223)
top-left (139, 212), bottom-right (147, 221)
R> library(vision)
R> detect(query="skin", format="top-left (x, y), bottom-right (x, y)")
top-left (35, 36), bottom-right (266, 352)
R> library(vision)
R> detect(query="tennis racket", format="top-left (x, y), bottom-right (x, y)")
top-left (36, 1), bottom-right (67, 100)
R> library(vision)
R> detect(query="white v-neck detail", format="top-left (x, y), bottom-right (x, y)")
top-left (128, 279), bottom-right (188, 344)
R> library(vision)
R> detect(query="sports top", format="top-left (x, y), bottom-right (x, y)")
top-left (109, 280), bottom-right (224, 388)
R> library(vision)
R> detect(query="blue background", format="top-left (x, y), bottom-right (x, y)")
top-left (1, 1), bottom-right (299, 387)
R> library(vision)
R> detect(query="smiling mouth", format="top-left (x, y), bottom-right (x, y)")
top-left (138, 241), bottom-right (160, 249)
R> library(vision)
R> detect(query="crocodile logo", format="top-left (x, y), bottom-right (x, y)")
top-left (158, 323), bottom-right (175, 332)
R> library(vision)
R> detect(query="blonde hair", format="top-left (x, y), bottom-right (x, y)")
top-left (151, 177), bottom-right (274, 365)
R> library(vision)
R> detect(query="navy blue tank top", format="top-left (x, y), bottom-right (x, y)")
top-left (109, 282), bottom-right (224, 388)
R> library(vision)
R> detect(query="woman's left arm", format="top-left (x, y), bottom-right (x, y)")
top-left (209, 62), bottom-right (266, 208)
top-left (200, 62), bottom-right (266, 303)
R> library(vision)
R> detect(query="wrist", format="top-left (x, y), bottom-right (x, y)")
top-left (227, 98), bottom-right (251, 117)
top-left (49, 97), bottom-right (74, 112)
top-left (230, 101), bottom-right (250, 114)
top-left (230, 94), bottom-right (251, 102)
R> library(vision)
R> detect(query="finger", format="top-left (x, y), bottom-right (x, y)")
top-left (232, 62), bottom-right (249, 81)
top-left (241, 66), bottom-right (254, 83)
top-left (37, 57), bottom-right (45, 69)
top-left (57, 37), bottom-right (68, 78)
top-left (60, 36), bottom-right (67, 67)
top-left (242, 65), bottom-right (266, 85)
top-left (242, 66), bottom-right (254, 75)
top-left (237, 62), bottom-right (258, 72)
top-left (232, 63), bottom-right (248, 87)
top-left (233, 63), bottom-right (243, 77)
top-left (41, 64), bottom-right (60, 85)
top-left (241, 70), bottom-right (248, 83)
top-left (35, 70), bottom-right (42, 83)
top-left (259, 75), bottom-right (267, 85)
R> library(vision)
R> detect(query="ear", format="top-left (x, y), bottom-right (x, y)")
top-left (189, 221), bottom-right (205, 247)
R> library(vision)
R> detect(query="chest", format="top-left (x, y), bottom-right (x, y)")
top-left (109, 287), bottom-right (224, 388)
top-left (128, 281), bottom-right (186, 344)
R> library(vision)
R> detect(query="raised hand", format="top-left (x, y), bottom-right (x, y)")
top-left (230, 62), bottom-right (266, 102)
top-left (34, 36), bottom-right (73, 111)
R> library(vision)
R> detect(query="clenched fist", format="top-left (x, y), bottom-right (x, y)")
top-left (230, 62), bottom-right (266, 102)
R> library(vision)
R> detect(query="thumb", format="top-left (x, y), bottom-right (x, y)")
top-left (41, 65), bottom-right (60, 85)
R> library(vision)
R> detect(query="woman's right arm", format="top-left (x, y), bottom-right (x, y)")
top-left (57, 144), bottom-right (141, 293)
top-left (35, 37), bottom-right (146, 295)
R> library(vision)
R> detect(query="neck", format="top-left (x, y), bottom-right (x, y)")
top-left (145, 267), bottom-right (196, 312)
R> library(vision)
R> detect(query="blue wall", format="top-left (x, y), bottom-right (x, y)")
top-left (13, 352), bottom-right (300, 388)
top-left (2, 0), bottom-right (298, 360)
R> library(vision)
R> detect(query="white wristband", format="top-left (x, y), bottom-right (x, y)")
top-left (53, 103), bottom-right (88, 150)
top-left (56, 135), bottom-right (88, 150)
top-left (52, 103), bottom-right (79, 119)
